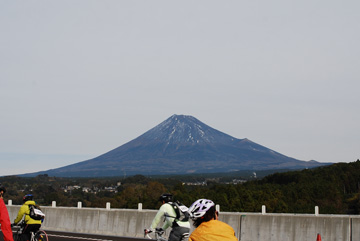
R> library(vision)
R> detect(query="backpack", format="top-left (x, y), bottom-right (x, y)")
top-left (169, 201), bottom-right (190, 222)
top-left (28, 204), bottom-right (45, 220)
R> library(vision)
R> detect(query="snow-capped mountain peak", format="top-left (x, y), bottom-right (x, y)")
top-left (139, 114), bottom-right (236, 145)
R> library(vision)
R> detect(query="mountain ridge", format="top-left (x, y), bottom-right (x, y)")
top-left (22, 114), bottom-right (331, 177)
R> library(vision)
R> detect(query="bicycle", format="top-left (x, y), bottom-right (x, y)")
top-left (12, 221), bottom-right (49, 241)
top-left (144, 228), bottom-right (189, 241)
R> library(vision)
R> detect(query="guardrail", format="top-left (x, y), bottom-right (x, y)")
top-left (6, 201), bottom-right (360, 241)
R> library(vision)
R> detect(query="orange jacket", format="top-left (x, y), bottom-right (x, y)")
top-left (0, 198), bottom-right (14, 241)
top-left (189, 220), bottom-right (238, 241)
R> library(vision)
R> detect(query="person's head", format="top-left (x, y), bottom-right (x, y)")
top-left (0, 186), bottom-right (6, 198)
top-left (23, 194), bottom-right (34, 203)
top-left (159, 193), bottom-right (173, 204)
top-left (188, 199), bottom-right (218, 227)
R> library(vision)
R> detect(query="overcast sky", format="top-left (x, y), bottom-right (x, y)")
top-left (1, 1), bottom-right (359, 176)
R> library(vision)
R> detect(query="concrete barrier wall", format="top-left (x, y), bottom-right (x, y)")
top-left (6, 205), bottom-right (360, 241)
top-left (237, 214), bottom-right (352, 241)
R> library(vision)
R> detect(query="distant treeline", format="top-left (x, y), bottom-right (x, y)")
top-left (1, 160), bottom-right (360, 214)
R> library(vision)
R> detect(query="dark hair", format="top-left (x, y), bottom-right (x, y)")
top-left (0, 186), bottom-right (6, 193)
top-left (193, 205), bottom-right (217, 227)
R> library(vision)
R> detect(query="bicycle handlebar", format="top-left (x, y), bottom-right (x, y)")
top-left (144, 228), bottom-right (165, 239)
top-left (11, 221), bottom-right (25, 228)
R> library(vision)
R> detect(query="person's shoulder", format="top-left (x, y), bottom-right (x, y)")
top-left (207, 220), bottom-right (237, 240)
top-left (163, 202), bottom-right (173, 207)
top-left (161, 202), bottom-right (172, 209)
top-left (25, 200), bottom-right (36, 205)
top-left (207, 220), bottom-right (235, 231)
top-left (158, 202), bottom-right (170, 210)
top-left (216, 220), bottom-right (234, 227)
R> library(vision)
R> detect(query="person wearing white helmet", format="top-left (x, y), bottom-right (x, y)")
top-left (188, 199), bottom-right (238, 241)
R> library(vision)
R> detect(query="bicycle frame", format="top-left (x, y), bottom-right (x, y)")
top-left (144, 228), bottom-right (189, 241)
top-left (12, 221), bottom-right (48, 241)
top-left (144, 229), bottom-right (167, 241)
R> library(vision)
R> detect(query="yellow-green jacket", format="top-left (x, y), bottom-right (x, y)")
top-left (14, 200), bottom-right (42, 225)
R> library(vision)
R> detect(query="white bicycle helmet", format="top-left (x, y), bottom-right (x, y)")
top-left (188, 199), bottom-right (215, 220)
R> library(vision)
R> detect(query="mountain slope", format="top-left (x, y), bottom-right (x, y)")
top-left (23, 114), bottom-right (330, 177)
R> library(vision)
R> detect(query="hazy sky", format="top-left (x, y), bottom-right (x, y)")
top-left (1, 1), bottom-right (359, 176)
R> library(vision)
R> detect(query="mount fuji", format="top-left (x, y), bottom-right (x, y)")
top-left (23, 114), bottom-right (330, 177)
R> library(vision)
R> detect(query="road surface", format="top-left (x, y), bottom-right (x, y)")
top-left (1, 230), bottom-right (147, 241)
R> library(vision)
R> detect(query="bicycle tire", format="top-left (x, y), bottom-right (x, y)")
top-left (13, 232), bottom-right (21, 241)
top-left (34, 230), bottom-right (48, 241)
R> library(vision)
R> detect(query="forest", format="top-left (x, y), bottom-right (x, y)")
top-left (1, 160), bottom-right (360, 215)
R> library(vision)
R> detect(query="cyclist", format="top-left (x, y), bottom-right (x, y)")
top-left (145, 193), bottom-right (190, 241)
top-left (13, 194), bottom-right (42, 241)
top-left (187, 199), bottom-right (238, 241)
top-left (0, 186), bottom-right (14, 241)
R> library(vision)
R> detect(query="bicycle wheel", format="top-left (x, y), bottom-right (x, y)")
top-left (13, 232), bottom-right (21, 241)
top-left (34, 230), bottom-right (48, 241)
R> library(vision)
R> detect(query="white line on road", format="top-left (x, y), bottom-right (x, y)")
top-left (48, 234), bottom-right (114, 241)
